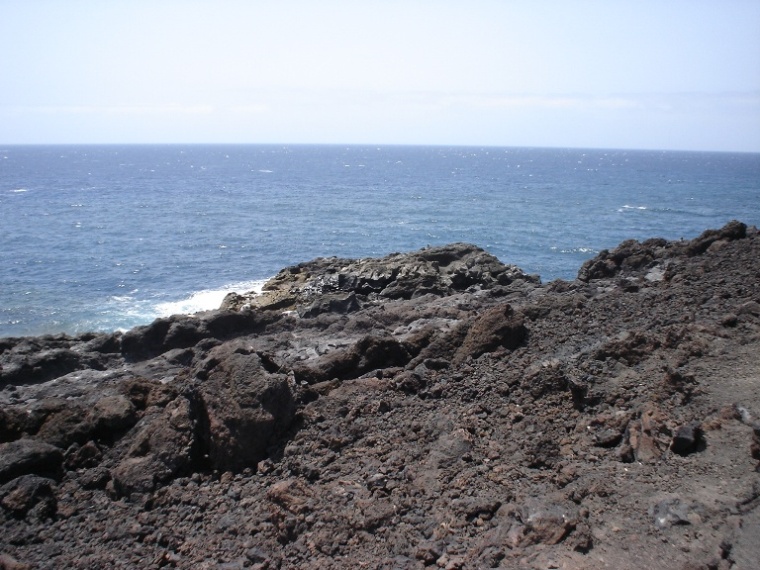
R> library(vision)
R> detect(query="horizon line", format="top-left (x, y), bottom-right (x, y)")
top-left (2, 141), bottom-right (759, 155)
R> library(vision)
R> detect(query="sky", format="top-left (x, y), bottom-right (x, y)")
top-left (1, 1), bottom-right (759, 151)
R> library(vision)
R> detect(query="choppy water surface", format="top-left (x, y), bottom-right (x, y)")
top-left (2, 145), bottom-right (758, 336)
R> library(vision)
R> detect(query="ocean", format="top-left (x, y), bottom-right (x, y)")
top-left (2, 145), bottom-right (759, 338)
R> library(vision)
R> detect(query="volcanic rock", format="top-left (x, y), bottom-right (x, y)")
top-left (0, 475), bottom-right (57, 521)
top-left (190, 342), bottom-right (298, 472)
top-left (0, 441), bottom-right (63, 484)
top-left (1, 223), bottom-right (759, 569)
top-left (220, 242), bottom-right (539, 313)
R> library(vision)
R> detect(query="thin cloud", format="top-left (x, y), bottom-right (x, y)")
top-left (8, 105), bottom-right (216, 115)
top-left (228, 104), bottom-right (270, 114)
top-left (450, 92), bottom-right (760, 112)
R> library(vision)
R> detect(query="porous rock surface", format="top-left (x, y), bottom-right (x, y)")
top-left (1, 223), bottom-right (759, 569)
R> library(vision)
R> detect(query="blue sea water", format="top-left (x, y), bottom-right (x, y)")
top-left (1, 145), bottom-right (759, 338)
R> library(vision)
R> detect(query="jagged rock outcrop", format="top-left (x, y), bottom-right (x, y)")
top-left (221, 242), bottom-right (539, 314)
top-left (577, 220), bottom-right (747, 281)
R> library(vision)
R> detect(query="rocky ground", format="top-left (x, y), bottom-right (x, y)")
top-left (1, 221), bottom-right (759, 569)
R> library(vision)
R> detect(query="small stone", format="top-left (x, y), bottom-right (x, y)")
top-left (650, 498), bottom-right (705, 529)
top-left (670, 423), bottom-right (703, 456)
top-left (366, 473), bottom-right (388, 490)
top-left (415, 542), bottom-right (442, 565)
top-left (77, 466), bottom-right (111, 490)
top-left (245, 547), bottom-right (269, 563)
top-left (594, 428), bottom-right (623, 448)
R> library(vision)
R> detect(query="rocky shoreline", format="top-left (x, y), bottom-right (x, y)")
top-left (1, 221), bottom-right (759, 569)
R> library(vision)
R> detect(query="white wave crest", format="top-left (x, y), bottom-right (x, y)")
top-left (560, 247), bottom-right (597, 254)
top-left (621, 204), bottom-right (648, 210)
top-left (154, 280), bottom-right (267, 317)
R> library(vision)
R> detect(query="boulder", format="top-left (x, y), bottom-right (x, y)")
top-left (88, 395), bottom-right (137, 433)
top-left (110, 391), bottom-right (201, 496)
top-left (193, 343), bottom-right (298, 472)
top-left (0, 347), bottom-right (84, 387)
top-left (500, 500), bottom-right (580, 548)
top-left (0, 440), bottom-right (63, 484)
top-left (453, 303), bottom-right (526, 364)
top-left (0, 475), bottom-right (57, 520)
top-left (577, 239), bottom-right (665, 282)
top-left (0, 407), bottom-right (29, 444)
top-left (299, 292), bottom-right (360, 318)
top-left (9, 395), bottom-right (138, 450)
top-left (120, 315), bottom-right (207, 361)
top-left (292, 334), bottom-right (412, 384)
top-left (32, 400), bottom-right (90, 448)
top-left (685, 220), bottom-right (746, 256)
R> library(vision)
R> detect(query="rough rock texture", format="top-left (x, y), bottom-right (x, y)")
top-left (1, 222), bottom-right (759, 569)
top-left (220, 242), bottom-right (539, 314)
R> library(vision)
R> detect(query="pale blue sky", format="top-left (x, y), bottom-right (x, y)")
top-left (1, 0), bottom-right (759, 151)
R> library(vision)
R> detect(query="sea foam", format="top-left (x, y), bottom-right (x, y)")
top-left (154, 280), bottom-right (267, 317)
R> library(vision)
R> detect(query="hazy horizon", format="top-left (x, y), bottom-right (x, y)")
top-left (2, 1), bottom-right (759, 153)
top-left (2, 141), bottom-right (759, 156)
